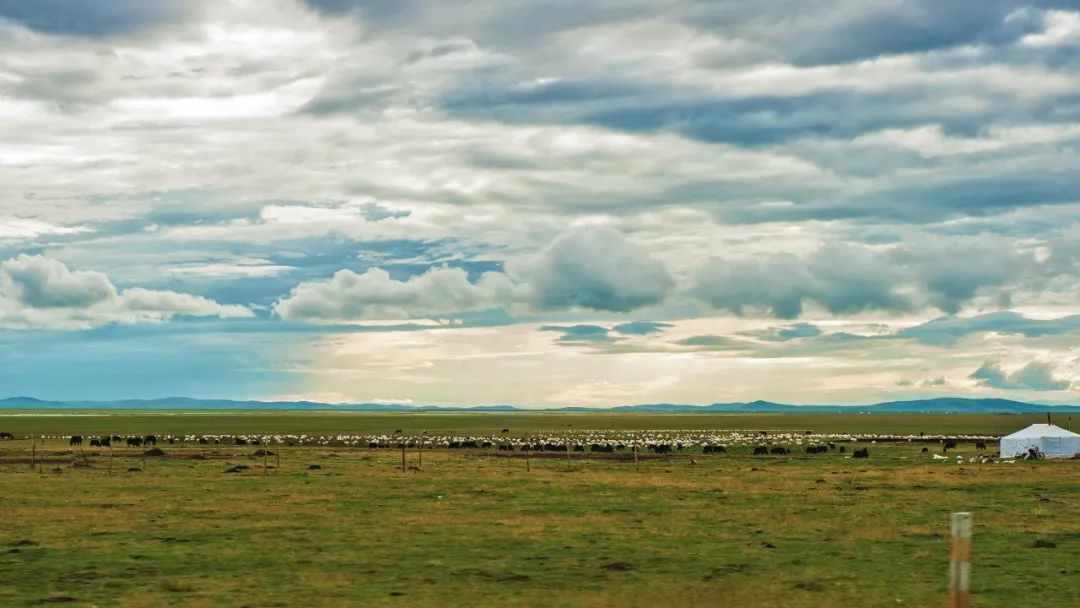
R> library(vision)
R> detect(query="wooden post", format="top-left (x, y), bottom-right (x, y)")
top-left (525, 447), bottom-right (530, 472)
top-left (418, 432), bottom-right (425, 470)
top-left (31, 435), bottom-right (36, 470)
top-left (949, 512), bottom-right (972, 608)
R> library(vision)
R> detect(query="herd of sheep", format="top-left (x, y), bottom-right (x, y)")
top-left (12, 429), bottom-right (1003, 460)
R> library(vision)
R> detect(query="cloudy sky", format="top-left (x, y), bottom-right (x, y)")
top-left (1, 1), bottom-right (1079, 406)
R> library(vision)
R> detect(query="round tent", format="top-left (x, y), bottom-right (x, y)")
top-left (999, 423), bottom-right (1080, 459)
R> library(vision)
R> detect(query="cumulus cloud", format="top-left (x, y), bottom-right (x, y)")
top-left (272, 265), bottom-right (520, 322)
top-left (692, 235), bottom-right (1049, 318)
top-left (275, 227), bottom-right (674, 322)
top-left (0, 254), bottom-right (251, 329)
top-left (693, 244), bottom-right (907, 318)
top-left (890, 235), bottom-right (1036, 314)
top-left (970, 360), bottom-right (1072, 391)
top-left (512, 226), bottom-right (673, 313)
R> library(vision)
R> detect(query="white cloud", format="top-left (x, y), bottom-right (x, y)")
top-left (275, 226), bottom-right (674, 322)
top-left (273, 265), bottom-right (521, 322)
top-left (0, 254), bottom-right (251, 329)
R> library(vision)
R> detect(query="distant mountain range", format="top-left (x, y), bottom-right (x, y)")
top-left (0, 396), bottom-right (1077, 414)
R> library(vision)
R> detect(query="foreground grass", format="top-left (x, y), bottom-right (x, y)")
top-left (1, 435), bottom-right (1077, 607)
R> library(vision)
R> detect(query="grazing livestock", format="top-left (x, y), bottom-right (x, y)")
top-left (127, 437), bottom-right (143, 447)
top-left (805, 445), bottom-right (828, 454)
top-left (144, 435), bottom-right (157, 446)
top-left (90, 438), bottom-right (101, 447)
top-left (852, 448), bottom-right (869, 458)
top-left (769, 446), bottom-right (789, 455)
top-left (921, 447), bottom-right (929, 453)
top-left (69, 435), bottom-right (83, 447)
top-left (838, 446), bottom-right (846, 453)
top-left (975, 441), bottom-right (987, 450)
top-left (753, 446), bottom-right (769, 455)
top-left (0, 432), bottom-right (13, 440)
top-left (650, 444), bottom-right (672, 454)
top-left (943, 440), bottom-right (958, 451)
top-left (702, 445), bottom-right (726, 454)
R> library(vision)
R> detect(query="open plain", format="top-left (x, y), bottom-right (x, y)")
top-left (1, 412), bottom-right (1077, 608)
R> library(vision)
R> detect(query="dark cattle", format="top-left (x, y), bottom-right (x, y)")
top-left (769, 446), bottom-right (789, 455)
top-left (828, 442), bottom-right (836, 450)
top-left (501, 428), bottom-right (510, 433)
top-left (921, 447), bottom-right (929, 453)
top-left (651, 444), bottom-right (672, 454)
top-left (0, 432), bottom-right (13, 440)
top-left (69, 435), bottom-right (83, 447)
top-left (393, 429), bottom-right (403, 434)
top-left (90, 438), bottom-right (101, 447)
top-left (944, 440), bottom-right (958, 450)
top-left (753, 446), bottom-right (769, 455)
top-left (198, 437), bottom-right (209, 445)
top-left (573, 445), bottom-right (585, 452)
top-left (838, 446), bottom-right (846, 453)
top-left (975, 441), bottom-right (987, 450)
top-left (111, 435), bottom-right (123, 443)
top-left (852, 448), bottom-right (870, 459)
top-left (702, 445), bottom-right (726, 454)
top-left (235, 438), bottom-right (248, 446)
top-left (101, 437), bottom-right (111, 447)
top-left (144, 435), bottom-right (157, 446)
top-left (127, 437), bottom-right (143, 447)
top-left (805, 445), bottom-right (827, 454)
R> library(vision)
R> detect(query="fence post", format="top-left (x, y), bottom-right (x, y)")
top-left (949, 512), bottom-right (972, 608)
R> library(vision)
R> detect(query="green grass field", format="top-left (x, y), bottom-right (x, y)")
top-left (0, 411), bottom-right (1059, 436)
top-left (1, 412), bottom-right (1077, 608)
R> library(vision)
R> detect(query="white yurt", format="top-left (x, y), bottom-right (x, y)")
top-left (999, 423), bottom-right (1080, 459)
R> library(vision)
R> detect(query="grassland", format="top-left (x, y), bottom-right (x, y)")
top-left (0, 411), bottom-right (1059, 436)
top-left (0, 412), bottom-right (1077, 608)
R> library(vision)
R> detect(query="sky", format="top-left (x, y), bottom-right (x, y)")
top-left (1, 0), bottom-right (1079, 406)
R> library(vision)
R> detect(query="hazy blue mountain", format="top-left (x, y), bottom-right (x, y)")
top-left (0, 396), bottom-right (1077, 413)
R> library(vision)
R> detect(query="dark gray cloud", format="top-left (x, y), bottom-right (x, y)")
top-left (693, 244), bottom-right (909, 318)
top-left (0, 0), bottom-right (191, 36)
top-left (520, 227), bottom-right (673, 313)
top-left (970, 360), bottom-right (1072, 390)
top-left (540, 324), bottom-right (612, 343)
top-left (689, 1), bottom-right (1060, 66)
top-left (612, 321), bottom-right (673, 335)
top-left (898, 312), bottom-right (1080, 345)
